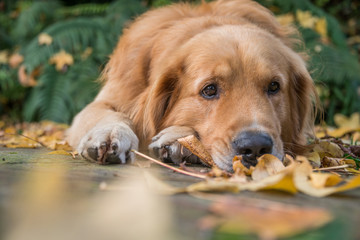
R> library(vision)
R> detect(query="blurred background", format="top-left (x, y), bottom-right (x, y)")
top-left (0, 0), bottom-right (359, 125)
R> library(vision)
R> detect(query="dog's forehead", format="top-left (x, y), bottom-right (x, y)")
top-left (183, 26), bottom-right (291, 83)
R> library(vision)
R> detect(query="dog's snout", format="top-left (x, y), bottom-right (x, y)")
top-left (232, 131), bottom-right (273, 166)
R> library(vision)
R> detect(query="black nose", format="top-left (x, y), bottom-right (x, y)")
top-left (232, 131), bottom-right (273, 167)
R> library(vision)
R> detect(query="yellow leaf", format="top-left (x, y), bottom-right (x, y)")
top-left (258, 173), bottom-right (297, 194)
top-left (48, 150), bottom-right (72, 156)
top-left (334, 112), bottom-right (360, 129)
top-left (4, 126), bottom-right (16, 134)
top-left (276, 13), bottom-right (295, 26)
top-left (5, 143), bottom-right (39, 148)
top-left (49, 50), bottom-right (74, 71)
top-left (252, 154), bottom-right (285, 181)
top-left (309, 172), bottom-right (342, 188)
top-left (327, 126), bottom-right (360, 138)
top-left (314, 17), bottom-right (327, 38)
top-left (294, 157), bottom-right (360, 197)
top-left (38, 33), bottom-right (53, 45)
top-left (296, 10), bottom-right (318, 29)
top-left (186, 180), bottom-right (239, 193)
top-left (0, 50), bottom-right (8, 64)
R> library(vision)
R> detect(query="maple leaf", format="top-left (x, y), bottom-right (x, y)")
top-left (49, 50), bottom-right (74, 72)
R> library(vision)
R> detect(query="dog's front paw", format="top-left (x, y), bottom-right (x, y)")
top-left (149, 126), bottom-right (200, 164)
top-left (78, 122), bottom-right (139, 164)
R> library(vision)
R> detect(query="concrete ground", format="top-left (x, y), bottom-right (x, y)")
top-left (1, 147), bottom-right (360, 240)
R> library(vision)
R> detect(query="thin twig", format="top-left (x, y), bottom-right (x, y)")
top-left (4, 133), bottom-right (46, 147)
top-left (314, 164), bottom-right (351, 171)
top-left (132, 149), bottom-right (207, 179)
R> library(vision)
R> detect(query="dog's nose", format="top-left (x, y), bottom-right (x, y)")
top-left (232, 131), bottom-right (273, 167)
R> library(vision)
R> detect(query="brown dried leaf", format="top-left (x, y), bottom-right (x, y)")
top-left (9, 53), bottom-right (24, 68)
top-left (201, 196), bottom-right (332, 239)
top-left (252, 154), bottom-right (285, 181)
top-left (232, 155), bottom-right (254, 176)
top-left (49, 50), bottom-right (74, 72)
top-left (177, 135), bottom-right (213, 166)
top-left (18, 65), bottom-right (38, 87)
top-left (294, 156), bottom-right (360, 197)
top-left (38, 33), bottom-right (53, 45)
top-left (313, 140), bottom-right (344, 158)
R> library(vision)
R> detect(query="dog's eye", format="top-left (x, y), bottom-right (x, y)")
top-left (201, 84), bottom-right (218, 99)
top-left (267, 81), bottom-right (280, 95)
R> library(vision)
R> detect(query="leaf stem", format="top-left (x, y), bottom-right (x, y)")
top-left (131, 149), bottom-right (207, 179)
top-left (314, 164), bottom-right (351, 171)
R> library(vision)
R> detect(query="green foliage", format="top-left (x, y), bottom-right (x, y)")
top-left (0, 0), bottom-right (145, 123)
top-left (257, 0), bottom-right (360, 124)
top-left (0, 0), bottom-right (359, 125)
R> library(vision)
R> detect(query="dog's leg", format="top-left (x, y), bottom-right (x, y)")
top-left (67, 101), bottom-right (139, 164)
top-left (149, 126), bottom-right (201, 164)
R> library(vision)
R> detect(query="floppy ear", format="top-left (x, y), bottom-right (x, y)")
top-left (288, 60), bottom-right (319, 154)
top-left (135, 61), bottom-right (183, 141)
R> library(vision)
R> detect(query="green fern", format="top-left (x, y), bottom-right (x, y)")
top-left (12, 0), bottom-right (61, 43)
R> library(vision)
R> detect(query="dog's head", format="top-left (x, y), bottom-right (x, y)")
top-left (142, 24), bottom-right (316, 171)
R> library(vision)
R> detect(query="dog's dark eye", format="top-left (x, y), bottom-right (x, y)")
top-left (267, 81), bottom-right (280, 95)
top-left (201, 84), bottom-right (218, 99)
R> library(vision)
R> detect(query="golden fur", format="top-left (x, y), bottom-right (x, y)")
top-left (67, 0), bottom-right (317, 171)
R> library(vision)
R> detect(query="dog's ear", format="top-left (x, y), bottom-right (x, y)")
top-left (137, 60), bottom-right (183, 140)
top-left (288, 58), bottom-right (319, 154)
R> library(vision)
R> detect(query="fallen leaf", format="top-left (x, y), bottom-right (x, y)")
top-left (294, 156), bottom-right (360, 197)
top-left (315, 17), bottom-right (327, 38)
top-left (296, 10), bottom-right (318, 29)
top-left (49, 50), bottom-right (74, 72)
top-left (334, 113), bottom-right (360, 129)
top-left (313, 140), bottom-right (344, 158)
top-left (38, 33), bottom-right (53, 45)
top-left (199, 196), bottom-right (332, 239)
top-left (0, 50), bottom-right (8, 64)
top-left (48, 150), bottom-right (72, 156)
top-left (306, 151), bottom-right (321, 168)
top-left (309, 172), bottom-right (342, 188)
top-left (177, 135), bottom-right (213, 166)
top-left (251, 154), bottom-right (285, 181)
top-left (9, 53), bottom-right (24, 68)
top-left (232, 155), bottom-right (254, 176)
top-left (276, 13), bottom-right (295, 26)
top-left (18, 65), bottom-right (38, 87)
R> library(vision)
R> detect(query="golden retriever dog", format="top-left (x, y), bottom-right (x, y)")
top-left (67, 0), bottom-right (317, 172)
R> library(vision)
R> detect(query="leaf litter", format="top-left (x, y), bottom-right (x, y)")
top-left (1, 113), bottom-right (360, 238)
